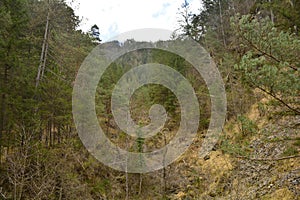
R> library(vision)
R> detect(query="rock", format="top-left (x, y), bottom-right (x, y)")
top-left (204, 154), bottom-right (210, 161)
top-left (268, 184), bottom-right (274, 188)
top-left (208, 191), bottom-right (216, 197)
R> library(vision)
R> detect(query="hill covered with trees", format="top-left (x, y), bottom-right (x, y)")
top-left (0, 0), bottom-right (299, 199)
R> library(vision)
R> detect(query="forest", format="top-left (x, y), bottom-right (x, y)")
top-left (0, 0), bottom-right (299, 199)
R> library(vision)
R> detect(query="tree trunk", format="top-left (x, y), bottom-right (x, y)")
top-left (138, 174), bottom-right (142, 195)
top-left (219, 0), bottom-right (227, 47)
top-left (125, 106), bottom-right (129, 200)
top-left (162, 129), bottom-right (167, 197)
top-left (0, 63), bottom-right (9, 163)
top-left (269, 0), bottom-right (274, 23)
top-left (36, 8), bottom-right (50, 88)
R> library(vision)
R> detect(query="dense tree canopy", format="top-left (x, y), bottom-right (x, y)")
top-left (0, 0), bottom-right (299, 199)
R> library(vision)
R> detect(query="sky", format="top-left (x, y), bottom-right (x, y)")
top-left (67, 0), bottom-right (202, 42)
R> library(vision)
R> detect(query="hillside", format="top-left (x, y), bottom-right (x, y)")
top-left (0, 0), bottom-right (299, 199)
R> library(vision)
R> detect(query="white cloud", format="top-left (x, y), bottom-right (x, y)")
top-left (67, 0), bottom-right (201, 41)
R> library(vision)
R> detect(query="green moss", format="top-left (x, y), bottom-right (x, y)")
top-left (293, 138), bottom-right (300, 147)
top-left (92, 179), bottom-right (111, 194)
top-left (282, 146), bottom-right (299, 156)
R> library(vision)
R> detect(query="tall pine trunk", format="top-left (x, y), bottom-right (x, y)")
top-left (219, 0), bottom-right (226, 47)
top-left (0, 64), bottom-right (8, 162)
top-left (36, 7), bottom-right (50, 88)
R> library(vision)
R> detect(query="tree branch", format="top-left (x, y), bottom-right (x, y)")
top-left (255, 85), bottom-right (300, 115)
top-left (240, 29), bottom-right (298, 71)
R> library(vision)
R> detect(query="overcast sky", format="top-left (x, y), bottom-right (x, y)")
top-left (67, 0), bottom-right (201, 42)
